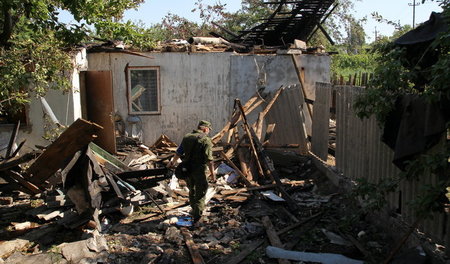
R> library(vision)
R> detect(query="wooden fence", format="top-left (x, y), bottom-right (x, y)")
top-left (332, 72), bottom-right (373, 87)
top-left (311, 82), bottom-right (449, 253)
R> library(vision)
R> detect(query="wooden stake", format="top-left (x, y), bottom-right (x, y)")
top-left (236, 99), bottom-right (265, 177)
top-left (262, 216), bottom-right (291, 264)
top-left (236, 99), bottom-right (299, 211)
top-left (181, 227), bottom-right (205, 264)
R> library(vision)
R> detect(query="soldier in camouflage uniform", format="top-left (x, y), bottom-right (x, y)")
top-left (169, 120), bottom-right (215, 222)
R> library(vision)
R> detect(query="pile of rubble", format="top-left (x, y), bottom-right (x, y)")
top-left (0, 92), bottom-right (400, 264)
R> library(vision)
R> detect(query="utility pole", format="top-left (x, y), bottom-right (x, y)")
top-left (409, 0), bottom-right (421, 29)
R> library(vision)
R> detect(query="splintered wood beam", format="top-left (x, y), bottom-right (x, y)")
top-left (220, 151), bottom-right (254, 187)
top-left (291, 54), bottom-right (312, 120)
top-left (5, 170), bottom-right (42, 194)
top-left (11, 139), bottom-right (26, 158)
top-left (24, 119), bottom-right (103, 185)
top-left (6, 121), bottom-right (20, 159)
top-left (254, 86), bottom-right (285, 140)
top-left (262, 216), bottom-right (291, 264)
top-left (224, 134), bottom-right (244, 160)
top-left (263, 123), bottom-right (276, 144)
top-left (0, 151), bottom-right (40, 172)
top-left (212, 94), bottom-right (263, 144)
top-left (181, 227), bottom-right (205, 264)
top-left (224, 212), bottom-right (322, 264)
top-left (239, 143), bottom-right (299, 148)
top-left (220, 184), bottom-right (279, 195)
top-left (226, 127), bottom-right (235, 144)
top-left (237, 148), bottom-right (253, 181)
top-left (236, 99), bottom-right (265, 177)
top-left (236, 99), bottom-right (299, 211)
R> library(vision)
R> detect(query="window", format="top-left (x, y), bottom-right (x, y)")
top-left (127, 66), bottom-right (160, 114)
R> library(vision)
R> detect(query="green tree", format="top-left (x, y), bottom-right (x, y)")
top-left (354, 0), bottom-right (449, 218)
top-left (0, 0), bottom-right (144, 116)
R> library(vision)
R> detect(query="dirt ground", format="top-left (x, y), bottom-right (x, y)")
top-left (0, 152), bottom-right (395, 264)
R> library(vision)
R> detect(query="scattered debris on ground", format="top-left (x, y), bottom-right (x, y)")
top-left (0, 93), bottom-right (399, 264)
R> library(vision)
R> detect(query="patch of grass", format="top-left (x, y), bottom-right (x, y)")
top-left (30, 199), bottom-right (44, 208)
top-left (230, 241), bottom-right (240, 250)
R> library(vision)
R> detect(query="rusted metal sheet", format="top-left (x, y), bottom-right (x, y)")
top-left (85, 71), bottom-right (116, 154)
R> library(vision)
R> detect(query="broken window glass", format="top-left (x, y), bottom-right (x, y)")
top-left (128, 67), bottom-right (160, 114)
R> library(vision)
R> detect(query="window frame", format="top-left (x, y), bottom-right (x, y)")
top-left (127, 66), bottom-right (161, 115)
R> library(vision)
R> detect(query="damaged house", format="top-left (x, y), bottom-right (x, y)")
top-left (0, 1), bottom-right (448, 263)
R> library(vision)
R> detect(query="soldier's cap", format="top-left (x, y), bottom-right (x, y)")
top-left (198, 120), bottom-right (212, 129)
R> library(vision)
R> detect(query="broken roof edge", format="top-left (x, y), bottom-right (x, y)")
top-left (86, 42), bottom-right (331, 56)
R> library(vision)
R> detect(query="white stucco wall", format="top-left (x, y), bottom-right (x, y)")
top-left (87, 52), bottom-right (232, 145)
top-left (0, 49), bottom-right (329, 155)
top-left (87, 51), bottom-right (330, 146)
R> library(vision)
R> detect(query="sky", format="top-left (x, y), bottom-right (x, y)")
top-left (353, 0), bottom-right (443, 41)
top-left (60, 0), bottom-right (444, 43)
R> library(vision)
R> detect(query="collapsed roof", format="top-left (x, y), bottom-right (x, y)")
top-left (215, 0), bottom-right (336, 47)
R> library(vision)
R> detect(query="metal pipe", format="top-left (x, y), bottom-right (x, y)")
top-left (188, 37), bottom-right (223, 45)
top-left (188, 36), bottom-right (247, 50)
top-left (40, 97), bottom-right (61, 126)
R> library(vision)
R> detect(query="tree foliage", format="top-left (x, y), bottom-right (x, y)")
top-left (0, 0), bottom-right (144, 116)
top-left (353, 0), bottom-right (450, 218)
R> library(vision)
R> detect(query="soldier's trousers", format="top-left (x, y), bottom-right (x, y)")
top-left (186, 164), bottom-right (208, 220)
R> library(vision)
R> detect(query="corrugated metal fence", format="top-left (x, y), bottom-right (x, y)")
top-left (312, 83), bottom-right (449, 251)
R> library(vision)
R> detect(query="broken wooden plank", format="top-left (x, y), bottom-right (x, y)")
top-left (263, 123), bottom-right (276, 144)
top-left (237, 147), bottom-right (253, 182)
top-left (181, 227), bottom-right (205, 264)
top-left (40, 210), bottom-right (64, 221)
top-left (151, 134), bottom-right (177, 148)
top-left (46, 199), bottom-right (74, 208)
top-left (0, 151), bottom-right (40, 172)
top-left (104, 173), bottom-right (124, 199)
top-left (224, 134), bottom-right (244, 160)
top-left (220, 184), bottom-right (279, 195)
top-left (280, 207), bottom-right (300, 223)
top-left (291, 54), bottom-right (312, 128)
top-left (344, 233), bottom-right (372, 258)
top-left (236, 99), bottom-right (299, 211)
top-left (262, 216), bottom-right (291, 264)
top-left (10, 139), bottom-right (26, 158)
top-left (224, 239), bottom-right (265, 264)
top-left (276, 212), bottom-right (323, 235)
top-left (5, 170), bottom-right (41, 194)
top-left (5, 121), bottom-right (20, 159)
top-left (212, 94), bottom-right (264, 144)
top-left (239, 143), bottom-right (300, 148)
top-left (236, 99), bottom-right (264, 177)
top-left (128, 154), bottom-right (157, 167)
top-left (220, 151), bottom-right (253, 187)
top-left (116, 168), bottom-right (168, 179)
top-left (224, 212), bottom-right (324, 264)
top-left (24, 119), bottom-right (103, 185)
top-left (224, 196), bottom-right (248, 202)
top-left (0, 196), bottom-right (13, 205)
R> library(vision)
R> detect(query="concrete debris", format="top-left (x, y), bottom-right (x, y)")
top-left (164, 226), bottom-right (183, 245)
